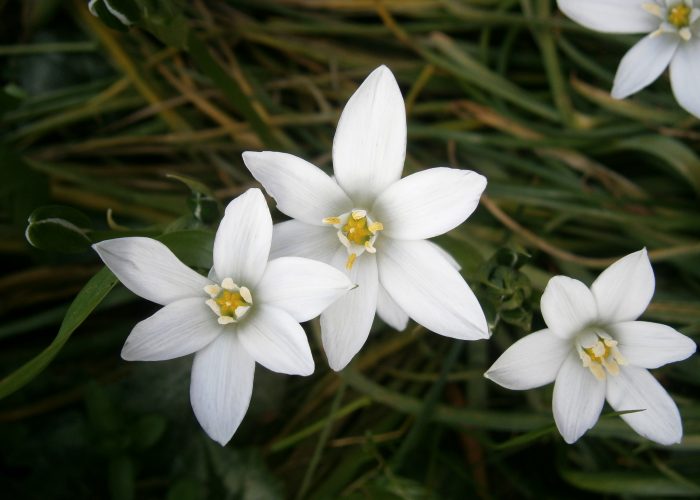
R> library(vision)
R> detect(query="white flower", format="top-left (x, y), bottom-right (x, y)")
top-left (93, 188), bottom-right (353, 445)
top-left (485, 249), bottom-right (696, 445)
top-left (557, 0), bottom-right (700, 118)
top-left (243, 66), bottom-right (489, 371)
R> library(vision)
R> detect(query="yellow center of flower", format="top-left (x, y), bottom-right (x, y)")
top-left (668, 3), bottom-right (692, 27)
top-left (215, 289), bottom-right (247, 317)
top-left (204, 278), bottom-right (252, 325)
top-left (577, 334), bottom-right (627, 381)
top-left (323, 209), bottom-right (384, 270)
top-left (343, 215), bottom-right (373, 245)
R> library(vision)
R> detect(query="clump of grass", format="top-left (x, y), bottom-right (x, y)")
top-left (0, 1), bottom-right (698, 498)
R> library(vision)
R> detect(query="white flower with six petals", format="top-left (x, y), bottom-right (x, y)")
top-left (485, 249), bottom-right (696, 445)
top-left (557, 0), bottom-right (700, 118)
top-left (93, 188), bottom-right (353, 445)
top-left (243, 66), bottom-right (490, 371)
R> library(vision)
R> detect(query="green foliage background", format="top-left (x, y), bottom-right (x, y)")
top-left (1, 0), bottom-right (699, 498)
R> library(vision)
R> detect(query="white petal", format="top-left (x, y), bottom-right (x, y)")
top-left (237, 305), bottom-right (314, 376)
top-left (427, 241), bottom-right (461, 271)
top-left (270, 220), bottom-right (339, 263)
top-left (670, 36), bottom-right (700, 119)
top-left (320, 249), bottom-right (378, 371)
top-left (557, 0), bottom-right (661, 33)
top-left (93, 237), bottom-right (210, 306)
top-left (121, 298), bottom-right (221, 361)
top-left (243, 151), bottom-right (353, 226)
top-left (553, 351), bottom-right (606, 443)
top-left (213, 188), bottom-right (272, 287)
top-left (606, 366), bottom-right (683, 445)
top-left (377, 239), bottom-right (488, 340)
top-left (611, 33), bottom-right (679, 99)
top-left (485, 329), bottom-right (572, 390)
top-left (255, 257), bottom-right (353, 323)
top-left (591, 249), bottom-right (655, 323)
top-left (333, 65), bottom-right (406, 205)
top-left (609, 321), bottom-right (696, 368)
top-left (372, 168), bottom-right (487, 240)
top-left (541, 276), bottom-right (597, 339)
top-left (190, 332), bottom-right (255, 445)
top-left (376, 284), bottom-right (409, 331)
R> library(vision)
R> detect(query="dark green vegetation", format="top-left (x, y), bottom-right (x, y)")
top-left (1, 1), bottom-right (699, 498)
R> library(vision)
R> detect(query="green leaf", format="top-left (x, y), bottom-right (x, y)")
top-left (26, 205), bottom-right (94, 253)
top-left (91, 0), bottom-right (131, 32)
top-left (0, 230), bottom-right (214, 400)
top-left (609, 135), bottom-right (700, 195)
top-left (0, 267), bottom-right (118, 400)
top-left (560, 470), bottom-right (700, 496)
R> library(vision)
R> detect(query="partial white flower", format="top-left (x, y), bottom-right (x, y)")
top-left (485, 249), bottom-right (696, 445)
top-left (243, 65), bottom-right (489, 372)
top-left (557, 0), bottom-right (700, 118)
top-left (93, 188), bottom-right (353, 445)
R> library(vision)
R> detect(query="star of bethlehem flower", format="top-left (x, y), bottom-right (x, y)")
top-left (243, 65), bottom-right (489, 371)
top-left (485, 249), bottom-right (696, 445)
top-left (557, 0), bottom-right (700, 119)
top-left (93, 188), bottom-right (353, 445)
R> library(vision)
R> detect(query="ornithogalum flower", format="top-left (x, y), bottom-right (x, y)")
top-left (93, 188), bottom-right (353, 445)
top-left (485, 249), bottom-right (696, 445)
top-left (557, 0), bottom-right (700, 118)
top-left (243, 66), bottom-right (489, 371)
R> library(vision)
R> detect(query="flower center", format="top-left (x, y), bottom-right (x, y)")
top-left (668, 3), bottom-right (692, 27)
top-left (643, 1), bottom-right (697, 40)
top-left (575, 330), bottom-right (627, 381)
top-left (323, 209), bottom-right (384, 270)
top-left (204, 277), bottom-right (252, 325)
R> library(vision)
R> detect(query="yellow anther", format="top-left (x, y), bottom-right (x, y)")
top-left (346, 253), bottom-right (357, 270)
top-left (351, 210), bottom-right (367, 220)
top-left (323, 216), bottom-right (341, 225)
top-left (668, 3), bottom-right (692, 27)
top-left (580, 335), bottom-right (627, 380)
top-left (368, 221), bottom-right (384, 233)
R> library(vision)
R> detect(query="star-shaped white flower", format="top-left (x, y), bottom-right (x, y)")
top-left (557, 0), bottom-right (700, 118)
top-left (93, 188), bottom-right (353, 445)
top-left (485, 249), bottom-right (696, 445)
top-left (243, 66), bottom-right (489, 371)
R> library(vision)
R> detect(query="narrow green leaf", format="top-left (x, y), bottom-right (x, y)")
top-left (0, 266), bottom-right (118, 400)
top-left (561, 470), bottom-right (700, 496)
top-left (609, 135), bottom-right (700, 195)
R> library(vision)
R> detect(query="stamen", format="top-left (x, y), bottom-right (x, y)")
top-left (221, 277), bottom-right (237, 291)
top-left (351, 210), bottom-right (367, 220)
top-left (323, 216), bottom-right (341, 225)
top-left (579, 332), bottom-right (626, 380)
top-left (218, 316), bottom-right (235, 325)
top-left (240, 286), bottom-right (253, 304)
top-left (679, 27), bottom-right (692, 40)
top-left (205, 299), bottom-right (221, 315)
top-left (368, 221), bottom-right (384, 233)
top-left (235, 306), bottom-right (250, 318)
top-left (204, 284), bottom-right (221, 298)
top-left (364, 241), bottom-right (376, 253)
top-left (346, 253), bottom-right (357, 270)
